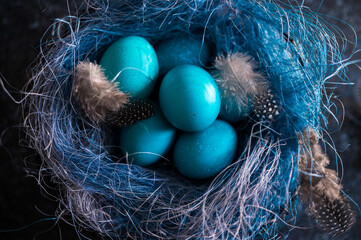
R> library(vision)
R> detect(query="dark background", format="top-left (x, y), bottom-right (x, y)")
top-left (0, 0), bottom-right (360, 239)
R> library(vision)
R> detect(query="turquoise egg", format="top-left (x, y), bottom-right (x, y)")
top-left (155, 36), bottom-right (210, 75)
top-left (159, 65), bottom-right (221, 132)
top-left (173, 120), bottom-right (238, 179)
top-left (100, 36), bottom-right (159, 98)
top-left (119, 111), bottom-right (177, 166)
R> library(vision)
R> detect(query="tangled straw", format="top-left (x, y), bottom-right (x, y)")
top-left (23, 0), bottom-right (349, 239)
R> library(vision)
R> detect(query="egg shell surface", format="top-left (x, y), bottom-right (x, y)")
top-left (100, 36), bottom-right (159, 98)
top-left (155, 36), bottom-right (210, 75)
top-left (173, 120), bottom-right (238, 179)
top-left (119, 111), bottom-right (177, 166)
top-left (159, 65), bottom-right (221, 132)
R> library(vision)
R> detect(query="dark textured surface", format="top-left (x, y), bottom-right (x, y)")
top-left (0, 0), bottom-right (360, 239)
top-left (0, 1), bottom-right (98, 239)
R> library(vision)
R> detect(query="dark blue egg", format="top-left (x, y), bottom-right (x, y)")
top-left (155, 35), bottom-right (210, 75)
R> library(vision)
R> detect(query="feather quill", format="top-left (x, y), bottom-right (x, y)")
top-left (72, 61), bottom-right (129, 122)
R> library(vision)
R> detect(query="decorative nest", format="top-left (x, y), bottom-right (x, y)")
top-left (24, 0), bottom-right (353, 239)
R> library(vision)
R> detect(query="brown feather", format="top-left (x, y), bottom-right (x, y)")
top-left (298, 128), bottom-right (356, 236)
top-left (72, 61), bottom-right (129, 122)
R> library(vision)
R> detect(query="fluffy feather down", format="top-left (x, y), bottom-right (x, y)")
top-left (212, 52), bottom-right (268, 115)
top-left (72, 61), bottom-right (129, 122)
top-left (298, 128), bottom-right (341, 202)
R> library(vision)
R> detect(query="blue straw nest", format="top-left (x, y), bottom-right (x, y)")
top-left (25, 0), bottom-right (347, 239)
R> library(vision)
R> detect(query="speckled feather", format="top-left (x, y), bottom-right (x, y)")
top-left (298, 128), bottom-right (356, 236)
top-left (313, 196), bottom-right (356, 237)
top-left (254, 89), bottom-right (280, 121)
top-left (105, 100), bottom-right (156, 127)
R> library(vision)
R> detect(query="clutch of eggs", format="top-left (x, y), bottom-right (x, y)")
top-left (99, 35), bottom-right (247, 179)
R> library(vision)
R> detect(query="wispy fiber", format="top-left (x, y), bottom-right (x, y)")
top-left (23, 0), bottom-right (351, 239)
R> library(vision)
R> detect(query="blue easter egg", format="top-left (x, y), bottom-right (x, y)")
top-left (173, 120), bottom-right (238, 179)
top-left (100, 36), bottom-right (159, 98)
top-left (119, 111), bottom-right (177, 166)
top-left (159, 65), bottom-right (221, 132)
top-left (155, 36), bottom-right (210, 75)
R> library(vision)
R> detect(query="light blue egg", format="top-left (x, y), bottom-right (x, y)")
top-left (155, 36), bottom-right (210, 75)
top-left (119, 111), bottom-right (177, 166)
top-left (159, 65), bottom-right (221, 132)
top-left (100, 36), bottom-right (159, 98)
top-left (173, 120), bottom-right (238, 179)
